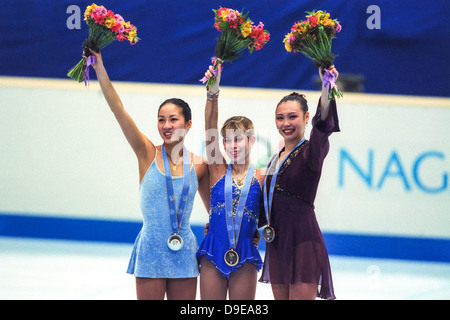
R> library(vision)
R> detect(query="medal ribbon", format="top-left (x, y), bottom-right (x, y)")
top-left (263, 138), bottom-right (305, 226)
top-left (224, 164), bottom-right (254, 250)
top-left (162, 145), bottom-right (190, 235)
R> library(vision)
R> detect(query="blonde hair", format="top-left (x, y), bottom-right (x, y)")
top-left (220, 116), bottom-right (254, 138)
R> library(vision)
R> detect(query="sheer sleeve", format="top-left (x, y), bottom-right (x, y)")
top-left (306, 99), bottom-right (340, 171)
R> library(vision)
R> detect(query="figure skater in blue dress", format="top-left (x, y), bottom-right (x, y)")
top-left (90, 50), bottom-right (210, 300)
top-left (196, 64), bottom-right (264, 300)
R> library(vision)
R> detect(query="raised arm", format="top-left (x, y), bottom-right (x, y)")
top-left (90, 50), bottom-right (155, 162)
top-left (318, 65), bottom-right (339, 120)
top-left (306, 65), bottom-right (340, 172)
top-left (204, 65), bottom-right (227, 182)
top-left (204, 65), bottom-right (221, 135)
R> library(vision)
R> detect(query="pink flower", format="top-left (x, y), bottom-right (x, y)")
top-left (226, 12), bottom-right (237, 22)
top-left (335, 22), bottom-right (342, 32)
top-left (92, 6), bottom-right (107, 24)
top-left (116, 33), bottom-right (127, 42)
top-left (93, 6), bottom-right (106, 17)
top-left (227, 12), bottom-right (238, 28)
top-left (288, 33), bottom-right (295, 44)
top-left (114, 14), bottom-right (124, 23)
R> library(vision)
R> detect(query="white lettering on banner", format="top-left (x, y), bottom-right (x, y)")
top-left (339, 148), bottom-right (448, 193)
top-left (366, 5), bottom-right (381, 30)
top-left (66, 5), bottom-right (81, 30)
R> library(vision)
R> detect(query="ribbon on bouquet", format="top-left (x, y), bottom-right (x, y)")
top-left (200, 56), bottom-right (223, 83)
top-left (322, 68), bottom-right (343, 100)
top-left (322, 68), bottom-right (336, 96)
top-left (83, 55), bottom-right (96, 87)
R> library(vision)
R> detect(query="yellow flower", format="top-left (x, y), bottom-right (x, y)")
top-left (298, 25), bottom-right (307, 35)
top-left (86, 3), bottom-right (97, 11)
top-left (283, 33), bottom-right (292, 52)
top-left (122, 21), bottom-right (131, 29)
top-left (105, 18), bottom-right (115, 28)
top-left (128, 30), bottom-right (137, 38)
top-left (323, 16), bottom-right (335, 27)
top-left (241, 20), bottom-right (252, 37)
top-left (84, 3), bottom-right (97, 20)
top-left (284, 41), bottom-right (292, 52)
top-left (220, 8), bottom-right (230, 19)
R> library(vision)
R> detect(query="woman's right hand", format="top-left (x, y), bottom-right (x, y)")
top-left (204, 222), bottom-right (210, 236)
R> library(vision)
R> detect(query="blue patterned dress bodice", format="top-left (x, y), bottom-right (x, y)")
top-left (196, 170), bottom-right (263, 278)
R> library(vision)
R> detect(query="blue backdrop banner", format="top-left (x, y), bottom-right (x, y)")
top-left (1, 0), bottom-right (449, 96)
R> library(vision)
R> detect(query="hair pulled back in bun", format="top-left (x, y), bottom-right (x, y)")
top-left (276, 92), bottom-right (308, 114)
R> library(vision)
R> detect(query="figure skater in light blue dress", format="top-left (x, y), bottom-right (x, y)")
top-left (196, 64), bottom-right (264, 300)
top-left (90, 50), bottom-right (210, 300)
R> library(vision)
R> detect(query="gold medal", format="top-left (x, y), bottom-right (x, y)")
top-left (224, 249), bottom-right (239, 267)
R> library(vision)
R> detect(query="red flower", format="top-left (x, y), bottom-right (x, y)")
top-left (308, 15), bottom-right (318, 27)
top-left (217, 7), bottom-right (227, 17)
top-left (105, 10), bottom-right (114, 18)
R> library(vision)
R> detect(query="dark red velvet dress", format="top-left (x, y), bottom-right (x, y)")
top-left (259, 99), bottom-right (340, 300)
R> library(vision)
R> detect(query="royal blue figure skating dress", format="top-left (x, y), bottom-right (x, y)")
top-left (196, 169), bottom-right (263, 278)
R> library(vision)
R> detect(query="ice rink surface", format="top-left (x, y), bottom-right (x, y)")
top-left (1, 236), bottom-right (449, 300)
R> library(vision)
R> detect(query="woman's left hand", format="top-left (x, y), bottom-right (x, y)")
top-left (205, 64), bottom-right (222, 95)
top-left (319, 65), bottom-right (339, 83)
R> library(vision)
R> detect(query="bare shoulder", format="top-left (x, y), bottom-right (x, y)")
top-left (191, 152), bottom-right (208, 177)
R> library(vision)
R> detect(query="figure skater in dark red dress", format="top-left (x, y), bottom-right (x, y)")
top-left (259, 66), bottom-right (340, 300)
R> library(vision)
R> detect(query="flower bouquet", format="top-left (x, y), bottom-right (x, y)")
top-left (284, 10), bottom-right (343, 100)
top-left (200, 7), bottom-right (270, 86)
top-left (67, 3), bottom-right (139, 85)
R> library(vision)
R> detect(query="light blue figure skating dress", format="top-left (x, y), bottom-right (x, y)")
top-left (196, 170), bottom-right (263, 278)
top-left (127, 151), bottom-right (199, 278)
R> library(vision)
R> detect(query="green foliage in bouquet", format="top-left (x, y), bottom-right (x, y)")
top-left (284, 10), bottom-right (343, 99)
top-left (67, 3), bottom-right (139, 84)
top-left (201, 7), bottom-right (270, 86)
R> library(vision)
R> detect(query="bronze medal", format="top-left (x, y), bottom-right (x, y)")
top-left (262, 225), bottom-right (275, 243)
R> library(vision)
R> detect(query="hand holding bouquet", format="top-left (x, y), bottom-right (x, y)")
top-left (284, 10), bottom-right (342, 100)
top-left (67, 3), bottom-right (139, 85)
top-left (200, 7), bottom-right (270, 86)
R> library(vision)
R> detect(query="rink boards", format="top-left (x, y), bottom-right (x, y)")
top-left (1, 77), bottom-right (449, 262)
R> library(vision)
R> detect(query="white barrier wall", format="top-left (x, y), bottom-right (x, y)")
top-left (1, 77), bottom-right (449, 242)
